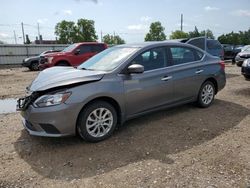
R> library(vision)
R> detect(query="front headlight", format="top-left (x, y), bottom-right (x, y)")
top-left (242, 59), bottom-right (250, 67)
top-left (33, 92), bottom-right (71, 108)
top-left (24, 58), bottom-right (30, 62)
top-left (47, 57), bottom-right (54, 64)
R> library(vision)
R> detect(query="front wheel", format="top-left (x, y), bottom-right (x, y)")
top-left (244, 75), bottom-right (250, 80)
top-left (197, 81), bottom-right (215, 108)
top-left (77, 101), bottom-right (117, 142)
top-left (30, 61), bottom-right (39, 71)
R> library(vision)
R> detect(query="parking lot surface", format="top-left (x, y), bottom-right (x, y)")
top-left (0, 65), bottom-right (250, 187)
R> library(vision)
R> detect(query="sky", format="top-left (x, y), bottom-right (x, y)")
top-left (0, 0), bottom-right (250, 44)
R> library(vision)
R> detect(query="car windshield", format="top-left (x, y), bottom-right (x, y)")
top-left (62, 44), bottom-right (78, 52)
top-left (78, 47), bottom-right (139, 71)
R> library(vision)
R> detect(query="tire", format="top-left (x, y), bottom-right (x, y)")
top-left (56, 61), bottom-right (70, 66)
top-left (244, 75), bottom-right (250, 80)
top-left (236, 62), bottom-right (242, 67)
top-left (77, 101), bottom-right (117, 142)
top-left (197, 81), bottom-right (215, 108)
top-left (30, 61), bottom-right (39, 71)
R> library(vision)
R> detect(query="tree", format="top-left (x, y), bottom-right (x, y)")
top-left (103, 34), bottom-right (125, 45)
top-left (55, 18), bottom-right (98, 44)
top-left (188, 27), bottom-right (215, 39)
top-left (200, 29), bottom-right (215, 39)
top-left (25, 34), bottom-right (31, 44)
top-left (0, 40), bottom-right (4, 44)
top-left (76, 19), bottom-right (98, 42)
top-left (188, 26), bottom-right (200, 38)
top-left (55, 20), bottom-right (77, 44)
top-left (145, 21), bottom-right (166, 41)
top-left (170, 30), bottom-right (189, 39)
top-left (218, 28), bottom-right (250, 45)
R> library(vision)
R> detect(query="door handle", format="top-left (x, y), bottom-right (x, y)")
top-left (161, 76), bottom-right (172, 81)
top-left (195, 69), bottom-right (204, 74)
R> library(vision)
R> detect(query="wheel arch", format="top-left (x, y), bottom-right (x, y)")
top-left (76, 96), bottom-right (123, 134)
top-left (202, 77), bottom-right (218, 94)
top-left (55, 60), bottom-right (71, 66)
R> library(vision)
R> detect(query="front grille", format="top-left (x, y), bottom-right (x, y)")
top-left (39, 57), bottom-right (47, 64)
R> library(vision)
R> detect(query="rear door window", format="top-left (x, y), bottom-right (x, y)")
top-left (170, 47), bottom-right (199, 65)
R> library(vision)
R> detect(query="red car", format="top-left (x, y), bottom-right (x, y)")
top-left (39, 42), bottom-right (107, 69)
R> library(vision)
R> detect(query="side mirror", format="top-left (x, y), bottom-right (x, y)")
top-left (74, 49), bottom-right (80, 55)
top-left (127, 64), bottom-right (144, 74)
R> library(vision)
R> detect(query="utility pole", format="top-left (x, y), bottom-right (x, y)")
top-left (181, 14), bottom-right (183, 31)
top-left (21, 22), bottom-right (25, 44)
top-left (100, 30), bottom-right (103, 42)
top-left (13, 30), bottom-right (17, 44)
top-left (37, 22), bottom-right (41, 44)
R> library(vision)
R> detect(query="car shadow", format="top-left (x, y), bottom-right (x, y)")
top-left (14, 99), bottom-right (250, 180)
top-left (233, 87), bottom-right (250, 97)
top-left (226, 73), bottom-right (240, 79)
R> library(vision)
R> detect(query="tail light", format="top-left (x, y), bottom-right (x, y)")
top-left (219, 60), bottom-right (225, 70)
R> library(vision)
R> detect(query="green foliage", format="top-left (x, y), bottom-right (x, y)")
top-left (55, 20), bottom-right (77, 44)
top-left (103, 34), bottom-right (125, 45)
top-left (55, 19), bottom-right (98, 44)
top-left (218, 29), bottom-right (250, 45)
top-left (0, 40), bottom-right (4, 44)
top-left (25, 34), bottom-right (31, 44)
top-left (188, 26), bottom-right (200, 38)
top-left (76, 19), bottom-right (98, 42)
top-left (188, 27), bottom-right (215, 39)
top-left (170, 30), bottom-right (189, 39)
top-left (200, 29), bottom-right (215, 39)
top-left (145, 21), bottom-right (166, 41)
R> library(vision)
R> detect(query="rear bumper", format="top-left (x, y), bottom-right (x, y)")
top-left (216, 71), bottom-right (226, 92)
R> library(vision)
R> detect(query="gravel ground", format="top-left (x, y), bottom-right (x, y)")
top-left (0, 65), bottom-right (249, 188)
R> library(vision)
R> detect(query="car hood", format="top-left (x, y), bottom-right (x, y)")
top-left (238, 51), bottom-right (250, 57)
top-left (45, 51), bottom-right (70, 57)
top-left (29, 67), bottom-right (105, 92)
top-left (24, 56), bottom-right (39, 61)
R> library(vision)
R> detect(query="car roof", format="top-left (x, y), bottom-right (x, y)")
top-left (115, 41), bottom-right (194, 48)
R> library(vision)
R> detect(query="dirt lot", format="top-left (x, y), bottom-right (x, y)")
top-left (0, 65), bottom-right (250, 188)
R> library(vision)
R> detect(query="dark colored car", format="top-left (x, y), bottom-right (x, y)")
top-left (222, 44), bottom-right (243, 62)
top-left (172, 37), bottom-right (224, 60)
top-left (22, 50), bottom-right (61, 71)
top-left (241, 58), bottom-right (250, 79)
top-left (183, 37), bottom-right (224, 60)
top-left (39, 42), bottom-right (107, 70)
top-left (235, 45), bottom-right (250, 67)
top-left (17, 41), bottom-right (226, 142)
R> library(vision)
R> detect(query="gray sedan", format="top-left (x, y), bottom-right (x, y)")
top-left (17, 42), bottom-right (226, 142)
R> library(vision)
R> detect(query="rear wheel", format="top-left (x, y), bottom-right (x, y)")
top-left (77, 101), bottom-right (117, 142)
top-left (197, 81), bottom-right (215, 108)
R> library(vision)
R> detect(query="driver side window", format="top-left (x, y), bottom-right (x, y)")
top-left (132, 47), bottom-right (167, 71)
